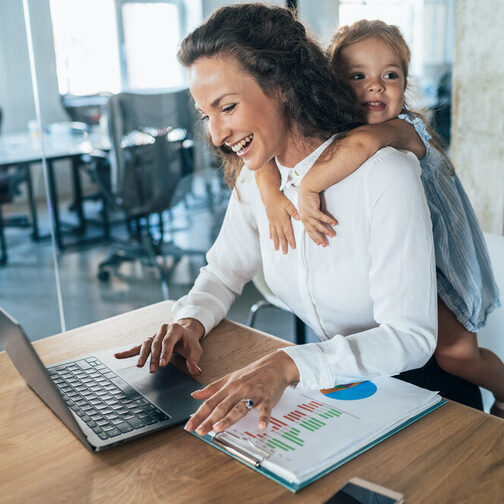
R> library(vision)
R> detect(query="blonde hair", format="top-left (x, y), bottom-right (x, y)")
top-left (328, 19), bottom-right (454, 174)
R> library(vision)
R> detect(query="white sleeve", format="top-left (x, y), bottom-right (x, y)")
top-left (282, 149), bottom-right (438, 388)
top-left (171, 181), bottom-right (261, 336)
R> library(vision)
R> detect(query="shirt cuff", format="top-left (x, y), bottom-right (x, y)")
top-left (171, 303), bottom-right (216, 338)
top-left (280, 342), bottom-right (338, 390)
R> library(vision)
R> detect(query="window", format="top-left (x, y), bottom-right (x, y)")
top-left (121, 3), bottom-right (183, 89)
top-left (50, 0), bottom-right (121, 95)
top-left (50, 0), bottom-right (200, 96)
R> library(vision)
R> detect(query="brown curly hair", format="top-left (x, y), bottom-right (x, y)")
top-left (177, 3), bottom-right (364, 188)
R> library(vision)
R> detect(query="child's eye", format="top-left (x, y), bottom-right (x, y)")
top-left (222, 104), bottom-right (236, 113)
top-left (384, 72), bottom-right (399, 79)
top-left (349, 73), bottom-right (365, 80)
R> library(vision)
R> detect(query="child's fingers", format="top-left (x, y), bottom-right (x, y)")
top-left (270, 224), bottom-right (278, 250)
top-left (270, 225), bottom-right (280, 251)
top-left (282, 223), bottom-right (296, 250)
top-left (306, 227), bottom-right (328, 246)
top-left (312, 209), bottom-right (338, 226)
top-left (280, 234), bottom-right (288, 255)
top-left (285, 201), bottom-right (300, 221)
top-left (311, 219), bottom-right (336, 238)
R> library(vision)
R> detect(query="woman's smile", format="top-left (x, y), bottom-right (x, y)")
top-left (189, 55), bottom-right (291, 171)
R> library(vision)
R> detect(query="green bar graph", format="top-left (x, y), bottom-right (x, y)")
top-left (270, 438), bottom-right (294, 451)
top-left (300, 421), bottom-right (316, 432)
top-left (282, 433), bottom-right (303, 447)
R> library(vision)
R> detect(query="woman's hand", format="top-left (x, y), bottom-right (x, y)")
top-left (114, 318), bottom-right (205, 375)
top-left (298, 185), bottom-right (337, 247)
top-left (185, 351), bottom-right (299, 436)
top-left (267, 193), bottom-right (300, 254)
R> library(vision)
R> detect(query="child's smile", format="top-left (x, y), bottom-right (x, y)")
top-left (342, 37), bottom-right (405, 124)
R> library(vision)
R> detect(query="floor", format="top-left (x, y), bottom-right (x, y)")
top-left (0, 170), bottom-right (301, 349)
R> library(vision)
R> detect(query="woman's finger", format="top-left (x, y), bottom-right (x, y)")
top-left (185, 382), bottom-right (231, 432)
top-left (150, 325), bottom-right (168, 372)
top-left (257, 400), bottom-right (272, 430)
top-left (114, 344), bottom-right (142, 359)
top-left (212, 399), bottom-right (252, 433)
top-left (185, 340), bottom-right (203, 375)
top-left (137, 336), bottom-right (155, 367)
top-left (191, 376), bottom-right (228, 400)
top-left (158, 324), bottom-right (181, 368)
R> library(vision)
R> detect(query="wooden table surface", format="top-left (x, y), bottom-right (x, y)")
top-left (1, 301), bottom-right (503, 503)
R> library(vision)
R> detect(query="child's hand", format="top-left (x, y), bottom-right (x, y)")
top-left (266, 193), bottom-right (300, 254)
top-left (298, 187), bottom-right (337, 247)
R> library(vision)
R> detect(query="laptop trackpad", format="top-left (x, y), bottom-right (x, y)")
top-left (118, 364), bottom-right (202, 419)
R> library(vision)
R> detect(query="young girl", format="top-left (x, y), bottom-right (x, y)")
top-left (255, 19), bottom-right (504, 417)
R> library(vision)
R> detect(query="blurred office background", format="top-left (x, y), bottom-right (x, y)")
top-left (0, 0), bottom-right (502, 363)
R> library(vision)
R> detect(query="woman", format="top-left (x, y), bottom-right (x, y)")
top-left (115, 4), bottom-right (437, 436)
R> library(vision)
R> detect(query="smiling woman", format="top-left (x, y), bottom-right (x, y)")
top-left (114, 3), bottom-right (438, 437)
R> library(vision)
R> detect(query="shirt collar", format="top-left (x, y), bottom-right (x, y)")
top-left (276, 134), bottom-right (337, 191)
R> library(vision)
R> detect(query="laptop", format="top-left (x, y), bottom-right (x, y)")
top-left (0, 307), bottom-right (202, 451)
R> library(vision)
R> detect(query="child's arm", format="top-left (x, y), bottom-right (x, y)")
top-left (300, 118), bottom-right (426, 246)
top-left (255, 160), bottom-right (300, 254)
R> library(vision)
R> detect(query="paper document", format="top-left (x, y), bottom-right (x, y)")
top-left (197, 377), bottom-right (443, 489)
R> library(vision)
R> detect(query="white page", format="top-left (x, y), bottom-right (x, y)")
top-left (218, 377), bottom-right (441, 484)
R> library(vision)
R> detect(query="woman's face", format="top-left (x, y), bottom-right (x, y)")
top-left (341, 37), bottom-right (405, 124)
top-left (189, 54), bottom-right (290, 171)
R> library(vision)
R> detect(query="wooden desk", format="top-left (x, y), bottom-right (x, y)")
top-left (1, 301), bottom-right (503, 503)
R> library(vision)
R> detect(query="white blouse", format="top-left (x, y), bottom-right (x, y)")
top-left (172, 138), bottom-right (437, 389)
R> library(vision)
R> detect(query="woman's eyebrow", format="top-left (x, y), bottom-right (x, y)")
top-left (210, 93), bottom-right (239, 108)
top-left (195, 93), bottom-right (239, 114)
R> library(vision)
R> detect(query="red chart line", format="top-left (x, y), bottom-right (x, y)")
top-left (244, 431), bottom-right (256, 438)
top-left (298, 404), bottom-right (314, 412)
top-left (270, 416), bottom-right (288, 427)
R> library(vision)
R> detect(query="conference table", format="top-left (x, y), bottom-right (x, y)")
top-left (0, 126), bottom-right (110, 251)
top-left (1, 301), bottom-right (503, 503)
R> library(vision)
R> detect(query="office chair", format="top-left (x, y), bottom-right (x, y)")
top-left (61, 93), bottom-right (111, 126)
top-left (0, 106), bottom-right (32, 265)
top-left (92, 91), bottom-right (206, 299)
top-left (247, 268), bottom-right (306, 344)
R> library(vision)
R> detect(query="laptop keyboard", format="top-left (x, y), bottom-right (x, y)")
top-left (48, 357), bottom-right (170, 441)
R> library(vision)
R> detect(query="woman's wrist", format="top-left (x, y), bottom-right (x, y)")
top-left (177, 318), bottom-right (205, 340)
top-left (274, 349), bottom-right (300, 387)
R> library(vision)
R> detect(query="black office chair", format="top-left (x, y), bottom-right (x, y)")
top-left (247, 268), bottom-right (306, 344)
top-left (92, 91), bottom-right (206, 298)
top-left (61, 93), bottom-right (111, 126)
top-left (0, 106), bottom-right (32, 265)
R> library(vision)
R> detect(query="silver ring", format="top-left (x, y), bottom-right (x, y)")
top-left (242, 398), bottom-right (254, 410)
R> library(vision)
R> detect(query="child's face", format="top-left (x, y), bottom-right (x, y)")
top-left (341, 37), bottom-right (405, 124)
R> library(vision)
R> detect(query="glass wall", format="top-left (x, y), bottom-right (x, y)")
top-left (0, 0), bottom-right (64, 342)
top-left (1, 0), bottom-right (457, 346)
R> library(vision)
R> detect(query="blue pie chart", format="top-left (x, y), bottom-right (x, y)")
top-left (321, 381), bottom-right (377, 400)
